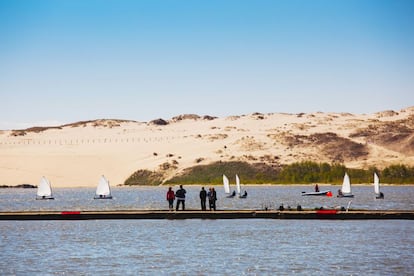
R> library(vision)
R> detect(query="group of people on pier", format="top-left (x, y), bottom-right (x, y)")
top-left (166, 185), bottom-right (218, 211)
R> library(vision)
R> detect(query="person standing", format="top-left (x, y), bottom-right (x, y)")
top-left (209, 187), bottom-right (217, 211)
top-left (208, 188), bottom-right (213, 210)
top-left (175, 185), bottom-right (186, 211)
top-left (166, 187), bottom-right (175, 211)
top-left (199, 187), bottom-right (207, 210)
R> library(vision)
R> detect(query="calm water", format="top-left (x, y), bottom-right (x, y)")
top-left (0, 185), bottom-right (413, 211)
top-left (1, 220), bottom-right (413, 275)
top-left (1, 186), bottom-right (413, 275)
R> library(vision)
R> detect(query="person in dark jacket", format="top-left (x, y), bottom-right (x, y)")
top-left (207, 188), bottom-right (213, 210)
top-left (175, 185), bottom-right (186, 211)
top-left (199, 187), bottom-right (207, 210)
top-left (209, 187), bottom-right (217, 211)
top-left (166, 187), bottom-right (175, 211)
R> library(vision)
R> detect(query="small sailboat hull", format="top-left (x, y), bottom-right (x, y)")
top-left (239, 195), bottom-right (247, 198)
top-left (302, 190), bottom-right (331, 196)
top-left (337, 194), bottom-right (354, 198)
top-left (36, 196), bottom-right (54, 200)
top-left (94, 195), bottom-right (113, 200)
top-left (375, 192), bottom-right (384, 199)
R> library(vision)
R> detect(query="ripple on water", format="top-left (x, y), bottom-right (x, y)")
top-left (1, 220), bottom-right (414, 275)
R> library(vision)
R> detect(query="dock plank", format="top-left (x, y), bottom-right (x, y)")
top-left (0, 210), bottom-right (413, 220)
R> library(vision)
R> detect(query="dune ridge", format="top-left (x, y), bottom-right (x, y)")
top-left (1, 107), bottom-right (413, 187)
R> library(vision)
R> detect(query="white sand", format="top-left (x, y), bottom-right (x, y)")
top-left (1, 108), bottom-right (413, 187)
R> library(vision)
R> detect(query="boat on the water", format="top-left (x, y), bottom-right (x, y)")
top-left (302, 190), bottom-right (331, 196)
top-left (374, 172), bottom-right (384, 199)
top-left (94, 175), bottom-right (113, 199)
top-left (302, 183), bottom-right (331, 196)
top-left (236, 174), bottom-right (247, 198)
top-left (36, 176), bottom-right (54, 200)
top-left (223, 174), bottom-right (235, 198)
top-left (337, 173), bottom-right (354, 198)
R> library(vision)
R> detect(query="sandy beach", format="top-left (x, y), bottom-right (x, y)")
top-left (1, 108), bottom-right (413, 187)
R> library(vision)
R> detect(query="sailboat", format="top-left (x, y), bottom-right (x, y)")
top-left (236, 174), bottom-right (247, 198)
top-left (223, 174), bottom-right (235, 198)
top-left (94, 175), bottom-right (113, 199)
top-left (374, 172), bottom-right (384, 199)
top-left (337, 172), bottom-right (354, 198)
top-left (36, 176), bottom-right (54, 200)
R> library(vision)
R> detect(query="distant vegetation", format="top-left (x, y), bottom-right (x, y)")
top-left (381, 164), bottom-right (414, 184)
top-left (166, 161), bottom-right (279, 185)
top-left (0, 184), bottom-right (37, 189)
top-left (124, 161), bottom-right (414, 185)
top-left (124, 170), bottom-right (164, 186)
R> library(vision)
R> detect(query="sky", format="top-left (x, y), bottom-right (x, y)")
top-left (1, 0), bottom-right (413, 129)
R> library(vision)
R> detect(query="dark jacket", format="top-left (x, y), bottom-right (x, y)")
top-left (209, 190), bottom-right (217, 201)
top-left (175, 188), bottom-right (186, 200)
top-left (200, 189), bottom-right (207, 200)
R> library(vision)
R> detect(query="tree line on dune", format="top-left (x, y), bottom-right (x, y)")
top-left (124, 161), bottom-right (414, 185)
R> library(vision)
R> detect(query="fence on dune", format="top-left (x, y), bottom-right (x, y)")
top-left (0, 135), bottom-right (191, 146)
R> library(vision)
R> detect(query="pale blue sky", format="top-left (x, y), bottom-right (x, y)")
top-left (1, 0), bottom-right (413, 129)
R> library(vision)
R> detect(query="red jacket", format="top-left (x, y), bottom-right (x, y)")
top-left (166, 190), bottom-right (175, 201)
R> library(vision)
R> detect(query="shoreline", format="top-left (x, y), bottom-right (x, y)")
top-left (2, 183), bottom-right (413, 189)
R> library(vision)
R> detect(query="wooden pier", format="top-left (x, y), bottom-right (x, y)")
top-left (0, 210), bottom-right (413, 220)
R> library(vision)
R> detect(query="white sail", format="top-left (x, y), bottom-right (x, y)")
top-left (96, 175), bottom-right (111, 197)
top-left (223, 174), bottom-right (230, 194)
top-left (236, 174), bottom-right (241, 195)
top-left (374, 172), bottom-right (380, 195)
top-left (37, 176), bottom-right (52, 197)
top-left (342, 173), bottom-right (351, 194)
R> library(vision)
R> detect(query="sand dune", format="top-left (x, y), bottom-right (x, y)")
top-left (1, 107), bottom-right (413, 187)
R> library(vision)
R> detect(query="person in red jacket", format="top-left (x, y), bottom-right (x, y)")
top-left (166, 187), bottom-right (175, 211)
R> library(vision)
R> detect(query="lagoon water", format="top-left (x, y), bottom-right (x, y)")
top-left (1, 186), bottom-right (414, 275)
top-left (1, 185), bottom-right (414, 211)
